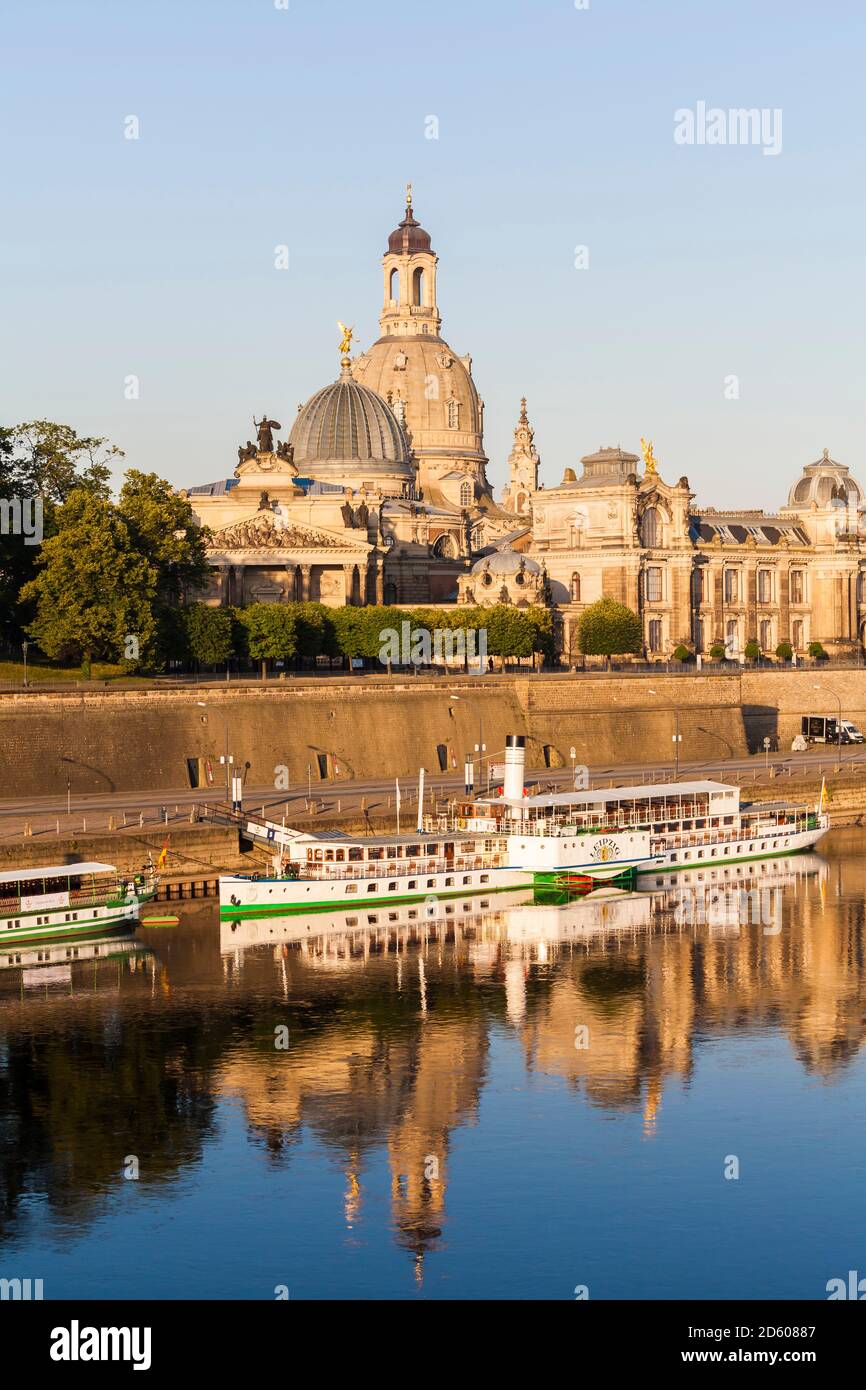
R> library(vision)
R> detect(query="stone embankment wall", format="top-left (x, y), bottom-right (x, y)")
top-left (2, 669), bottom-right (866, 798)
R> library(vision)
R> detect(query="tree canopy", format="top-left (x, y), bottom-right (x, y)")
top-left (575, 598), bottom-right (642, 656)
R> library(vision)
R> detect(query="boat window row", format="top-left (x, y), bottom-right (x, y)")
top-left (306, 840), bottom-right (485, 864)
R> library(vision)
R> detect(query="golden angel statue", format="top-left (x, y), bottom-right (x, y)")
top-left (337, 321), bottom-right (355, 356)
top-left (640, 437), bottom-right (658, 477)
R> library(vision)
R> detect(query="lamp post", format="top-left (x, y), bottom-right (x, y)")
top-left (450, 695), bottom-right (486, 792)
top-left (813, 684), bottom-right (842, 772)
top-left (197, 701), bottom-right (232, 799)
top-left (22, 640), bottom-right (29, 689)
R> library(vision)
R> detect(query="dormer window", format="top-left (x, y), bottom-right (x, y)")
top-left (459, 480), bottom-right (473, 507)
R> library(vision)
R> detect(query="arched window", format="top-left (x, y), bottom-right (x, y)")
top-left (389, 268), bottom-right (399, 303)
top-left (570, 573), bottom-right (581, 602)
top-left (447, 399), bottom-right (459, 429)
top-left (759, 619), bottom-right (772, 650)
top-left (792, 619), bottom-right (803, 650)
top-left (412, 267), bottom-right (424, 305)
top-left (459, 480), bottom-right (473, 507)
top-left (640, 507), bottom-right (660, 547)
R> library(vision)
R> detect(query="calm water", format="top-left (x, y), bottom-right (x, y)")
top-left (2, 829), bottom-right (866, 1301)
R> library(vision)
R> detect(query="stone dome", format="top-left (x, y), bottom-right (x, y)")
top-left (352, 334), bottom-right (486, 494)
top-left (788, 450), bottom-right (863, 509)
top-left (471, 549), bottom-right (541, 577)
top-left (289, 360), bottom-right (415, 490)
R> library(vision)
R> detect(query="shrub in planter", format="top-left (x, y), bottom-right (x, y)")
top-left (709, 643), bottom-right (726, 661)
top-left (775, 641), bottom-right (793, 662)
top-left (744, 639), bottom-right (761, 661)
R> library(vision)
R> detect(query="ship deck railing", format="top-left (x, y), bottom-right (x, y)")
top-left (291, 854), bottom-right (505, 882)
top-left (512, 808), bottom-right (814, 838)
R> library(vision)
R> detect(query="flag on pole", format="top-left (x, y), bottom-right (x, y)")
top-left (818, 776), bottom-right (827, 815)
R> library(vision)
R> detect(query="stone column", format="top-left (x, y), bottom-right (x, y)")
top-left (343, 564), bottom-right (356, 605)
top-left (779, 565), bottom-right (790, 644)
top-left (358, 563), bottom-right (368, 606)
top-left (300, 564), bottom-right (312, 601)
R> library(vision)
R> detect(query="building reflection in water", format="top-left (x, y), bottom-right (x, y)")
top-left (2, 834), bottom-right (866, 1281)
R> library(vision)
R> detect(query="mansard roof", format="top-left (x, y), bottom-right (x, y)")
top-left (691, 509), bottom-right (809, 547)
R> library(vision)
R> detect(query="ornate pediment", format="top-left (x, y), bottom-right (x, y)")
top-left (235, 449), bottom-right (298, 479)
top-left (207, 509), bottom-right (367, 553)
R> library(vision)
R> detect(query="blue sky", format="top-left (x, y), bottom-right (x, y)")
top-left (2, 0), bottom-right (864, 509)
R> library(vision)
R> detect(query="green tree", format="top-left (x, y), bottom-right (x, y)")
top-left (775, 640), bottom-right (793, 662)
top-left (673, 643), bottom-right (693, 663)
top-left (483, 605), bottom-right (536, 664)
top-left (807, 640), bottom-right (826, 660)
top-left (709, 642), bottom-right (726, 661)
top-left (118, 471), bottom-right (210, 604)
top-left (0, 421), bottom-right (121, 642)
top-left (238, 603), bottom-right (297, 679)
top-left (576, 598), bottom-right (642, 656)
top-left (744, 639), bottom-right (761, 660)
top-left (291, 601), bottom-right (339, 663)
top-left (0, 420), bottom-right (119, 504)
top-left (20, 491), bottom-right (156, 675)
top-left (184, 605), bottom-right (234, 669)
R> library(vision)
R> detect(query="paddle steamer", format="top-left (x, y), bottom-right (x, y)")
top-left (220, 735), bottom-right (829, 915)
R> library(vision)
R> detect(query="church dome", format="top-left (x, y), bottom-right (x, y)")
top-left (471, 549), bottom-right (540, 577)
top-left (289, 360), bottom-right (415, 489)
top-left (787, 449), bottom-right (863, 509)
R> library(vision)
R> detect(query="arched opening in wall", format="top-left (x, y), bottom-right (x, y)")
top-left (647, 619), bottom-right (662, 652)
top-left (570, 572), bottom-right (581, 602)
top-left (542, 744), bottom-right (555, 768)
top-left (432, 534), bottom-right (456, 559)
top-left (384, 581), bottom-right (397, 605)
top-left (640, 507), bottom-right (661, 547)
top-left (436, 743), bottom-right (449, 772)
top-left (412, 267), bottom-right (425, 305)
top-left (389, 268), bottom-right (399, 303)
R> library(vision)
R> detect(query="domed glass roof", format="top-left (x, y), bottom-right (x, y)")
top-left (289, 362), bottom-right (414, 482)
top-left (787, 450), bottom-right (863, 509)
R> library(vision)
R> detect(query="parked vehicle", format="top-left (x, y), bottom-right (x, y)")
top-left (800, 715), bottom-right (865, 745)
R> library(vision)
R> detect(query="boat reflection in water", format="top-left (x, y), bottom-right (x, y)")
top-left (220, 852), bottom-right (829, 966)
top-left (0, 927), bottom-right (149, 999)
top-left (3, 838), bottom-right (862, 1299)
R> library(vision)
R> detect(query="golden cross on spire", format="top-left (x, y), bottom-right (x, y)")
top-left (406, 181), bottom-right (413, 208)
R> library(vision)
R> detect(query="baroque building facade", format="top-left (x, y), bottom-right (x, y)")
top-left (182, 191), bottom-right (865, 660)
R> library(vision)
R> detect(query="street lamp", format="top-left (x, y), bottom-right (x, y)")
top-left (813, 684), bottom-right (842, 772)
top-left (450, 695), bottom-right (486, 793)
top-left (197, 701), bottom-right (232, 799)
top-left (22, 640), bottom-right (29, 689)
